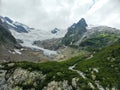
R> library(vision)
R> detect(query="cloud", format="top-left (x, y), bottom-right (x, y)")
top-left (0, 0), bottom-right (120, 30)
top-left (85, 0), bottom-right (120, 29)
top-left (87, 0), bottom-right (109, 15)
top-left (0, 0), bottom-right (2, 13)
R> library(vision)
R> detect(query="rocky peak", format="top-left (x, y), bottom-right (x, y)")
top-left (62, 18), bottom-right (88, 46)
top-left (77, 18), bottom-right (88, 27)
top-left (68, 18), bottom-right (88, 34)
top-left (51, 28), bottom-right (60, 34)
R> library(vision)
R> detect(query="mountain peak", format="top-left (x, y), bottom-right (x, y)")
top-left (62, 18), bottom-right (88, 46)
top-left (51, 28), bottom-right (60, 34)
top-left (77, 18), bottom-right (88, 27)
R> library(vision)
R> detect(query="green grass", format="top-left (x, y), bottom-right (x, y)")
top-left (2, 54), bottom-right (86, 89)
top-left (75, 42), bottom-right (120, 88)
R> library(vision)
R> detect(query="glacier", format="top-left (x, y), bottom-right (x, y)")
top-left (10, 28), bottom-right (67, 56)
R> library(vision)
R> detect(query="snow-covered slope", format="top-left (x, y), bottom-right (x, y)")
top-left (0, 16), bottom-right (31, 33)
top-left (10, 30), bottom-right (63, 56)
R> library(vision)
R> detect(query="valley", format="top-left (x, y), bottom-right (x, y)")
top-left (0, 16), bottom-right (120, 90)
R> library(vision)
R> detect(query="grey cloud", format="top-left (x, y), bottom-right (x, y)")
top-left (85, 0), bottom-right (120, 29)
top-left (0, 0), bottom-right (120, 30)
top-left (0, 0), bottom-right (2, 13)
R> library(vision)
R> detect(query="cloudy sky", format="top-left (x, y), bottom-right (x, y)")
top-left (0, 0), bottom-right (120, 30)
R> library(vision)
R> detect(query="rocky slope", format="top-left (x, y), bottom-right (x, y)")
top-left (33, 38), bottom-right (62, 50)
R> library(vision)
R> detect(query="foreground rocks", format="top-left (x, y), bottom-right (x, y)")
top-left (0, 64), bottom-right (80, 90)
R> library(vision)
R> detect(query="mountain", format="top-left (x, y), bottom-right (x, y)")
top-left (0, 22), bottom-right (51, 62)
top-left (61, 18), bottom-right (120, 51)
top-left (0, 16), bottom-right (31, 33)
top-left (38, 18), bottom-right (120, 53)
top-left (51, 28), bottom-right (60, 34)
top-left (62, 18), bottom-right (88, 46)
top-left (0, 15), bottom-right (120, 90)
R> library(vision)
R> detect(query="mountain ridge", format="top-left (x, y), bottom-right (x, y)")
top-left (0, 16), bottom-right (31, 33)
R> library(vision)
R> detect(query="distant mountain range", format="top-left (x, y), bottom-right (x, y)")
top-left (1, 16), bottom-right (120, 52)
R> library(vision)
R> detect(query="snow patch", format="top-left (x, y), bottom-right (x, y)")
top-left (14, 49), bottom-right (22, 55)
top-left (8, 48), bottom-right (23, 55)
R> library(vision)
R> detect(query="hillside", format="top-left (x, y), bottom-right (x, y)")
top-left (79, 27), bottom-right (120, 51)
top-left (0, 39), bottom-right (120, 90)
